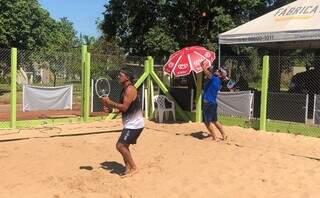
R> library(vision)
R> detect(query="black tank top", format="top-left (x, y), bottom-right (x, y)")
top-left (120, 84), bottom-right (141, 117)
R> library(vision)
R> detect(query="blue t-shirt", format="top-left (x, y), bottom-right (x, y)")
top-left (203, 76), bottom-right (222, 103)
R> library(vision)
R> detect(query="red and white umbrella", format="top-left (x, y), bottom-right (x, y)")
top-left (163, 46), bottom-right (216, 77)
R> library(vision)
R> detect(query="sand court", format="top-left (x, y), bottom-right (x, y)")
top-left (0, 120), bottom-right (319, 198)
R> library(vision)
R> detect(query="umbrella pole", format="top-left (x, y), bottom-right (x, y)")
top-left (195, 73), bottom-right (203, 123)
top-left (218, 44), bottom-right (221, 67)
top-left (192, 72), bottom-right (197, 88)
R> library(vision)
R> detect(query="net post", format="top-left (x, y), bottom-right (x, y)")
top-left (83, 52), bottom-right (91, 122)
top-left (10, 48), bottom-right (17, 128)
top-left (81, 45), bottom-right (87, 117)
top-left (260, 55), bottom-right (270, 131)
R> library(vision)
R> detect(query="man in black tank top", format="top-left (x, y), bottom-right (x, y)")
top-left (101, 68), bottom-right (144, 177)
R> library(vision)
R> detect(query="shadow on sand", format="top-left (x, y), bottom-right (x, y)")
top-left (176, 131), bottom-right (211, 140)
top-left (100, 161), bottom-right (125, 176)
top-left (79, 166), bottom-right (94, 170)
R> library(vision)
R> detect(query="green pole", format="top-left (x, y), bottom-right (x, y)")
top-left (83, 52), bottom-right (91, 122)
top-left (134, 72), bottom-right (149, 88)
top-left (150, 78), bottom-right (155, 118)
top-left (195, 73), bottom-right (203, 122)
top-left (10, 48), bottom-right (17, 128)
top-left (144, 89), bottom-right (149, 119)
top-left (146, 58), bottom-right (152, 119)
top-left (134, 59), bottom-right (149, 88)
top-left (141, 59), bottom-right (150, 119)
top-left (260, 56), bottom-right (270, 130)
top-left (81, 45), bottom-right (87, 117)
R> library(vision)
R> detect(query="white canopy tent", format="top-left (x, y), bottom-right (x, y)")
top-left (219, 0), bottom-right (320, 50)
top-left (217, 0), bottom-right (320, 124)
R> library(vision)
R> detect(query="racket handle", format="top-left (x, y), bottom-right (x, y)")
top-left (103, 105), bottom-right (113, 113)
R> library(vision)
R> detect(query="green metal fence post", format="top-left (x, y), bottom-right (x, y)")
top-left (10, 48), bottom-right (17, 128)
top-left (195, 73), bottom-right (203, 123)
top-left (83, 52), bottom-right (91, 122)
top-left (260, 56), bottom-right (270, 130)
top-left (81, 45), bottom-right (87, 117)
top-left (146, 58), bottom-right (152, 119)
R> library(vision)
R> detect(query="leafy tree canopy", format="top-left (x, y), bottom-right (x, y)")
top-left (0, 0), bottom-right (79, 51)
top-left (100, 0), bottom-right (296, 57)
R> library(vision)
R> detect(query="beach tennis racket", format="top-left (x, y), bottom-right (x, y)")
top-left (95, 78), bottom-right (111, 98)
top-left (95, 78), bottom-right (113, 113)
top-left (227, 79), bottom-right (236, 89)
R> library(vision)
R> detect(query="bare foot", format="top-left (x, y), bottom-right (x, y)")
top-left (124, 167), bottom-right (131, 175)
top-left (211, 137), bottom-right (220, 141)
top-left (121, 168), bottom-right (139, 178)
top-left (209, 133), bottom-right (217, 141)
top-left (220, 135), bottom-right (228, 141)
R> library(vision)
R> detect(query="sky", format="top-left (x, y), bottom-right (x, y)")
top-left (39, 0), bottom-right (107, 37)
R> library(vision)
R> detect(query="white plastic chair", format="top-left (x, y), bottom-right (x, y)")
top-left (153, 95), bottom-right (176, 123)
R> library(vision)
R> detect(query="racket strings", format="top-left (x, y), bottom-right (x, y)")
top-left (96, 79), bottom-right (110, 97)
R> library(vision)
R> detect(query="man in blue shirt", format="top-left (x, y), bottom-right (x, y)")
top-left (201, 61), bottom-right (228, 141)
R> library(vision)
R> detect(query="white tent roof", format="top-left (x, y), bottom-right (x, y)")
top-left (219, 0), bottom-right (320, 49)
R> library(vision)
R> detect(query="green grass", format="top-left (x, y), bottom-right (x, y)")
top-left (184, 112), bottom-right (320, 138)
top-left (266, 121), bottom-right (320, 138)
top-left (220, 116), bottom-right (320, 138)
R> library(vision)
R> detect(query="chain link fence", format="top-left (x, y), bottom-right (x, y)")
top-left (0, 48), bottom-right (11, 127)
top-left (0, 48), bottom-right (82, 128)
top-left (16, 49), bottom-right (82, 126)
top-left (267, 56), bottom-right (320, 136)
top-left (220, 55), bottom-right (320, 137)
top-left (0, 47), bottom-right (149, 127)
top-left (2, 48), bottom-right (320, 137)
top-left (90, 53), bottom-right (146, 115)
top-left (219, 55), bottom-right (262, 120)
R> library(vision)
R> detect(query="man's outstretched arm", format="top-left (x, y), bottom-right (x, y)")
top-left (201, 60), bottom-right (212, 79)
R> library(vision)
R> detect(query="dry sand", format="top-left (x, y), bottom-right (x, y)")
top-left (0, 119), bottom-right (319, 198)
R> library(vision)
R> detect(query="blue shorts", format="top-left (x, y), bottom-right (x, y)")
top-left (203, 102), bottom-right (218, 123)
top-left (117, 128), bottom-right (143, 144)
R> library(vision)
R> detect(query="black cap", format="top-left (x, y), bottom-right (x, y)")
top-left (119, 67), bottom-right (135, 81)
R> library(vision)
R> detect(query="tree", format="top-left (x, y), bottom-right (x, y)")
top-left (0, 0), bottom-right (82, 89)
top-left (79, 33), bottom-right (97, 49)
top-left (101, 0), bottom-right (162, 56)
top-left (48, 17), bottom-right (79, 52)
top-left (90, 36), bottom-right (124, 55)
top-left (252, 0), bottom-right (295, 18)
top-left (100, 0), bottom-right (273, 57)
top-left (0, 0), bottom-right (53, 49)
top-left (0, 0), bottom-right (79, 51)
top-left (143, 26), bottom-right (179, 58)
